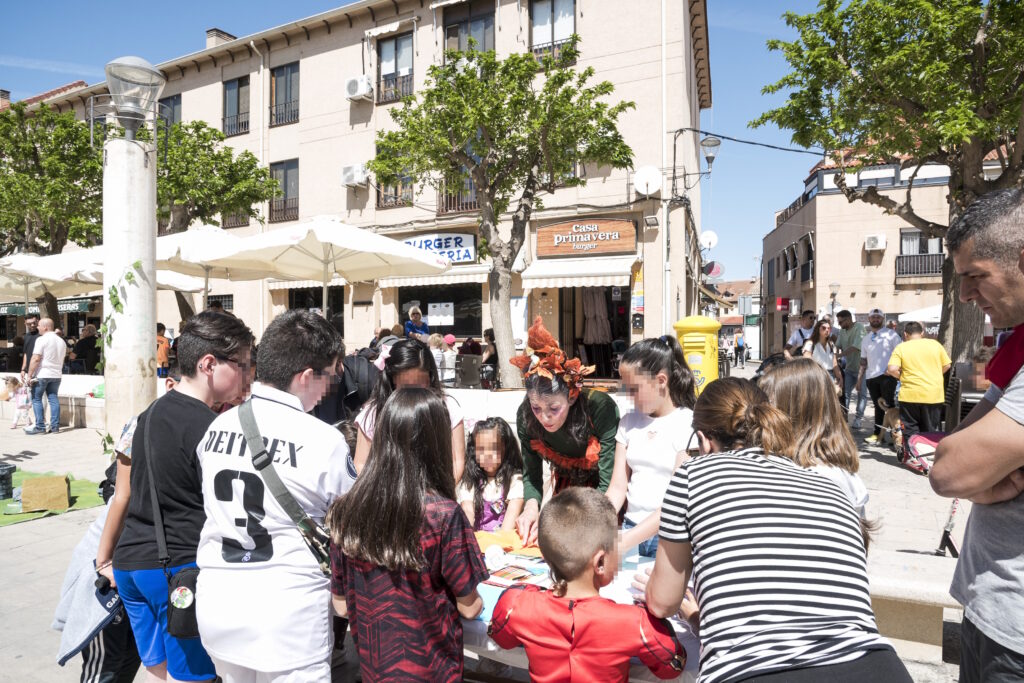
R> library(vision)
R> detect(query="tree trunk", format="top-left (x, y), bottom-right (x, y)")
top-left (938, 257), bottom-right (985, 365)
top-left (489, 259), bottom-right (520, 389)
top-left (173, 291), bottom-right (196, 324)
top-left (37, 291), bottom-right (59, 325)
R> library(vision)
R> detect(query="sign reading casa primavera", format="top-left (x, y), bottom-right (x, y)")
top-left (536, 219), bottom-right (636, 258)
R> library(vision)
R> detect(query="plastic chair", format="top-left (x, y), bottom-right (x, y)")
top-left (456, 354), bottom-right (483, 389)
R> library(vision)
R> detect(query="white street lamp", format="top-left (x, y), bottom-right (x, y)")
top-left (102, 56), bottom-right (164, 440)
top-left (829, 281), bottom-right (840, 321)
top-left (700, 135), bottom-right (721, 169)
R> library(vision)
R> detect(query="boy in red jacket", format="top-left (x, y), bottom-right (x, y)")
top-left (489, 487), bottom-right (684, 682)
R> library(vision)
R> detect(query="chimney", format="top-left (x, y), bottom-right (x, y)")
top-left (206, 28), bottom-right (237, 49)
top-left (0, 90), bottom-right (10, 109)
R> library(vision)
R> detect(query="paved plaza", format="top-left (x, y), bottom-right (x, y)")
top-left (0, 371), bottom-right (963, 682)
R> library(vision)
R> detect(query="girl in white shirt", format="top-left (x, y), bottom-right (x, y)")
top-left (606, 335), bottom-right (696, 557)
top-left (759, 357), bottom-right (871, 520)
top-left (802, 318), bottom-right (844, 389)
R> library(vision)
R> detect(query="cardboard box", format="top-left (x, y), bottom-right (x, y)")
top-left (21, 475), bottom-right (71, 512)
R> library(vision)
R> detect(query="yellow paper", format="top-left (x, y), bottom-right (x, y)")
top-left (474, 529), bottom-right (544, 557)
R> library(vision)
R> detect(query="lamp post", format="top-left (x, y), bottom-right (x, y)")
top-left (102, 56), bottom-right (165, 439)
top-left (829, 281), bottom-right (840, 322)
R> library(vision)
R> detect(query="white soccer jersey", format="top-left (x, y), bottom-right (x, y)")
top-left (196, 382), bottom-right (351, 672)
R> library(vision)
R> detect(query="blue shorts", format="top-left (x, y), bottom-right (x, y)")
top-left (113, 563), bottom-right (215, 681)
top-left (622, 518), bottom-right (659, 558)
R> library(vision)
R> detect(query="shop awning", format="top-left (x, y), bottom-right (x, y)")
top-left (365, 18), bottom-right (414, 39)
top-left (0, 297), bottom-right (97, 316)
top-left (267, 276), bottom-right (348, 291)
top-left (379, 263), bottom-right (491, 288)
top-left (429, 0), bottom-right (465, 8)
top-left (698, 284), bottom-right (732, 307)
top-left (520, 255), bottom-right (637, 290)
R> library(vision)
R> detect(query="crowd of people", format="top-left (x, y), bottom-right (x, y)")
top-left (51, 186), bottom-right (1024, 683)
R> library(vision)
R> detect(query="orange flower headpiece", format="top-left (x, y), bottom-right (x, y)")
top-left (510, 316), bottom-right (595, 400)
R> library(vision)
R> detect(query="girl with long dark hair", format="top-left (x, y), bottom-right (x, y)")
top-left (353, 338), bottom-right (466, 480)
top-left (803, 318), bottom-right (844, 388)
top-left (457, 417), bottom-right (524, 531)
top-left (328, 388), bottom-right (488, 682)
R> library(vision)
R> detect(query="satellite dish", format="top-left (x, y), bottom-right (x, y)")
top-left (699, 230), bottom-right (718, 249)
top-left (633, 166), bottom-right (662, 196)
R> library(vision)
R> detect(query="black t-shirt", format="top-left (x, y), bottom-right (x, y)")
top-left (22, 331), bottom-right (39, 370)
top-left (73, 336), bottom-right (100, 373)
top-left (114, 390), bottom-right (216, 570)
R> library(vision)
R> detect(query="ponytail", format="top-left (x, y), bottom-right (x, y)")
top-left (620, 335), bottom-right (697, 410)
top-left (693, 377), bottom-right (793, 457)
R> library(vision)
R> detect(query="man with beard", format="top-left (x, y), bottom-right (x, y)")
top-left (858, 308), bottom-right (900, 444)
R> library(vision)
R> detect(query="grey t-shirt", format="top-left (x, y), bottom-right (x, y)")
top-left (951, 365), bottom-right (1024, 653)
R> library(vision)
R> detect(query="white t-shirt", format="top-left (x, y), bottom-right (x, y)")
top-left (456, 473), bottom-right (525, 505)
top-left (786, 325), bottom-right (813, 349)
top-left (442, 350), bottom-right (457, 382)
top-left (615, 406), bottom-right (694, 525)
top-left (355, 392), bottom-right (464, 439)
top-left (810, 464), bottom-right (869, 519)
top-left (32, 332), bottom-right (67, 379)
top-left (860, 327), bottom-right (901, 379)
top-left (802, 339), bottom-right (836, 374)
top-left (195, 383), bottom-right (351, 671)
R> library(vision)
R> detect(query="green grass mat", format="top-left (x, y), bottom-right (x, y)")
top-left (0, 469), bottom-right (103, 526)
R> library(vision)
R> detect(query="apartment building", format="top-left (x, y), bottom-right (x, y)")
top-left (29, 0), bottom-right (712, 366)
top-left (761, 161), bottom-right (953, 355)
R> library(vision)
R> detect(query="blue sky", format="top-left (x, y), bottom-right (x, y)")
top-left (2, 0), bottom-right (821, 281)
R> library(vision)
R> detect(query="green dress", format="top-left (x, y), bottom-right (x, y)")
top-left (516, 389), bottom-right (620, 504)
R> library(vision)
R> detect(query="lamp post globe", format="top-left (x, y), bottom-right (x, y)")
top-left (829, 282), bottom-right (840, 320)
top-left (700, 135), bottom-right (721, 169)
top-left (105, 56), bottom-right (165, 138)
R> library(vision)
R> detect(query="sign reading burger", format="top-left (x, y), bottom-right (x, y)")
top-left (536, 219), bottom-right (636, 258)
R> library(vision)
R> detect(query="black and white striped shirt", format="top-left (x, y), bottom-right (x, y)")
top-left (659, 447), bottom-right (891, 683)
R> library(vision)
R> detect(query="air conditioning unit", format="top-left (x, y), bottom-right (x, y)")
top-left (865, 234), bottom-right (887, 251)
top-left (345, 74), bottom-right (374, 101)
top-left (342, 163), bottom-right (369, 188)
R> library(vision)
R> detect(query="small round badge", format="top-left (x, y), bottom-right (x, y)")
top-left (170, 586), bottom-right (194, 609)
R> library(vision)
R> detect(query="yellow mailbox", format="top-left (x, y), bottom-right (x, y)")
top-left (673, 316), bottom-right (722, 395)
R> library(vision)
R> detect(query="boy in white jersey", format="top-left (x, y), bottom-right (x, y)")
top-left (195, 310), bottom-right (350, 682)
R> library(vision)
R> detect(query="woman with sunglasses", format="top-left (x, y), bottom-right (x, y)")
top-left (802, 318), bottom-right (844, 392)
top-left (641, 377), bottom-right (910, 683)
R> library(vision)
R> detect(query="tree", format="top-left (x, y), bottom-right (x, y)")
top-left (753, 0), bottom-right (1024, 363)
top-left (370, 40), bottom-right (634, 387)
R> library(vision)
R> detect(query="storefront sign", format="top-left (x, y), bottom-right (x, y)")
top-left (0, 298), bottom-right (96, 316)
top-left (404, 233), bottom-right (476, 263)
top-left (536, 219), bottom-right (636, 257)
top-left (631, 268), bottom-right (644, 315)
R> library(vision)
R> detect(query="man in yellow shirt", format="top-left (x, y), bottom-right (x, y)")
top-left (886, 321), bottom-right (952, 446)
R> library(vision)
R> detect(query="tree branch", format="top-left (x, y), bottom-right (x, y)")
top-left (834, 170), bottom-right (948, 238)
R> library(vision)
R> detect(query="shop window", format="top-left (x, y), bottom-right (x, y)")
top-left (207, 295), bottom-right (234, 311)
top-left (445, 0), bottom-right (495, 53)
top-left (270, 62), bottom-right (300, 126)
top-left (378, 33), bottom-right (414, 104)
top-left (223, 76), bottom-right (250, 136)
top-left (288, 287), bottom-right (344, 329)
top-left (159, 93), bottom-right (182, 126)
top-left (530, 0), bottom-right (575, 60)
top-left (398, 283), bottom-right (482, 337)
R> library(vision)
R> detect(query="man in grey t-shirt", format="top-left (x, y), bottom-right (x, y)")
top-left (932, 187), bottom-right (1024, 682)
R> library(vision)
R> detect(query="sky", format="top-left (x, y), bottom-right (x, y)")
top-left (1, 0), bottom-right (822, 282)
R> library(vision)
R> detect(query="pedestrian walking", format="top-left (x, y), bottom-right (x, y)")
top-left (836, 310), bottom-right (868, 429)
top-left (859, 309), bottom-right (901, 444)
top-left (24, 317), bottom-right (66, 435)
top-left (733, 330), bottom-right (746, 368)
top-left (931, 187), bottom-right (1024, 682)
top-left (886, 321), bottom-right (951, 448)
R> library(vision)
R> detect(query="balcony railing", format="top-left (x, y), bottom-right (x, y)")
top-left (223, 112), bottom-right (249, 137)
top-left (776, 194), bottom-right (806, 228)
top-left (269, 100), bottom-right (299, 127)
top-left (532, 37), bottom-right (574, 62)
top-left (438, 184), bottom-right (479, 215)
top-left (222, 211), bottom-right (250, 228)
top-left (896, 252), bottom-right (944, 277)
top-left (378, 73), bottom-right (414, 104)
top-left (269, 197), bottom-right (299, 223)
top-left (377, 187), bottom-right (413, 209)
top-left (800, 260), bottom-right (814, 283)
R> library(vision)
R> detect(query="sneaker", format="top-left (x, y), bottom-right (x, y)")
top-left (852, 417), bottom-right (863, 430)
top-left (23, 427), bottom-right (46, 435)
top-left (865, 434), bottom-right (880, 444)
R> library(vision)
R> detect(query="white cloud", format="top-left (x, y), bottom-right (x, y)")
top-left (0, 54), bottom-right (104, 79)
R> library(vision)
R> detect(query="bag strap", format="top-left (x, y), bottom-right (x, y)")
top-left (142, 407), bottom-right (171, 572)
top-left (238, 399), bottom-right (320, 538)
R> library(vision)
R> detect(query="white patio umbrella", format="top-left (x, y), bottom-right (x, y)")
top-left (181, 215), bottom-right (451, 316)
top-left (897, 304), bottom-right (991, 325)
top-left (0, 253), bottom-right (102, 307)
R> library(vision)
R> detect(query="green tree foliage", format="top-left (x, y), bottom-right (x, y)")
top-left (753, 0), bottom-right (1024, 362)
top-left (370, 40), bottom-right (634, 386)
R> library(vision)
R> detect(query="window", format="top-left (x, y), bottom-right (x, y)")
top-left (377, 173), bottom-right (413, 208)
top-left (398, 284), bottom-right (482, 337)
top-left (159, 94), bottom-right (182, 126)
top-left (289, 286), bottom-right (344, 323)
top-left (223, 76), bottom-right (250, 136)
top-left (207, 295), bottom-right (234, 311)
top-left (378, 33), bottom-right (414, 104)
top-left (445, 0), bottom-right (495, 53)
top-left (531, 0), bottom-right (575, 58)
top-left (900, 230), bottom-right (943, 255)
top-left (270, 159), bottom-right (299, 222)
top-left (270, 62), bottom-right (299, 126)
top-left (222, 210), bottom-right (250, 228)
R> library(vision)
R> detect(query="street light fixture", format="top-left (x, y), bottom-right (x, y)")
top-left (699, 135), bottom-right (721, 169)
top-left (105, 56), bottom-right (165, 139)
top-left (829, 281), bottom-right (840, 321)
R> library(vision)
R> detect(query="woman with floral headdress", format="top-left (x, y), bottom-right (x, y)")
top-left (511, 317), bottom-right (620, 544)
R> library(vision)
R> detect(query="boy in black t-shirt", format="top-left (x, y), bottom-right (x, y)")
top-left (110, 311), bottom-right (254, 683)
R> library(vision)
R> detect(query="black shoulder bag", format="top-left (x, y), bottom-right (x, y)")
top-left (238, 400), bottom-right (332, 577)
top-left (143, 409), bottom-right (202, 639)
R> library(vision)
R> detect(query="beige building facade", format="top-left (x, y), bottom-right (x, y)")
top-left (34, 0), bottom-right (712, 373)
top-left (761, 162), bottom-right (952, 355)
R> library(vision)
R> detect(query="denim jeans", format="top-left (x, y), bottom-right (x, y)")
top-left (31, 377), bottom-right (61, 432)
top-left (622, 518), bottom-right (659, 558)
top-left (844, 369), bottom-right (867, 419)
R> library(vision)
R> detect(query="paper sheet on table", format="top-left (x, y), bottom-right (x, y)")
top-left (475, 529), bottom-right (544, 557)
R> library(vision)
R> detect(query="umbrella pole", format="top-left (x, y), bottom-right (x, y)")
top-left (322, 260), bottom-right (329, 319)
top-left (203, 267), bottom-right (210, 310)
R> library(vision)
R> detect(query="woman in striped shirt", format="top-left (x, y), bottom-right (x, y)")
top-left (643, 377), bottom-right (911, 683)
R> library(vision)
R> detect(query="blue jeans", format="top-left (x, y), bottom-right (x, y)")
top-left (844, 369), bottom-right (867, 419)
top-left (31, 377), bottom-right (61, 432)
top-left (622, 518), bottom-right (659, 558)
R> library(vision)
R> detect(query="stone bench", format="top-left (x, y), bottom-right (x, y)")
top-left (867, 549), bottom-right (960, 663)
top-left (0, 372), bottom-right (106, 429)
